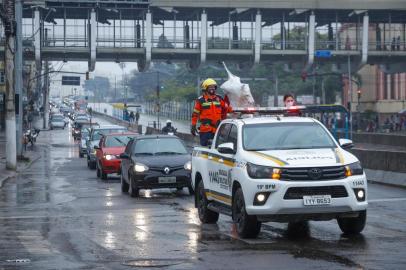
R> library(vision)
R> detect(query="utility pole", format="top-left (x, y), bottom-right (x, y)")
top-left (156, 71), bottom-right (160, 128)
top-left (312, 71), bottom-right (316, 104)
top-left (347, 55), bottom-right (353, 139)
top-left (321, 78), bottom-right (326, 104)
top-left (114, 76), bottom-right (117, 102)
top-left (273, 67), bottom-right (278, 106)
top-left (15, 0), bottom-right (23, 157)
top-left (43, 29), bottom-right (49, 129)
top-left (2, 0), bottom-right (17, 170)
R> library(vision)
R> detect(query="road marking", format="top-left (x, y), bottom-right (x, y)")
top-left (368, 197), bottom-right (406, 203)
top-left (16, 230), bottom-right (57, 255)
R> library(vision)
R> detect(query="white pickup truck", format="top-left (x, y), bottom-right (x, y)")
top-left (191, 112), bottom-right (367, 238)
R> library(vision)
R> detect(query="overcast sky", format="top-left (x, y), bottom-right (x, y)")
top-left (51, 61), bottom-right (138, 81)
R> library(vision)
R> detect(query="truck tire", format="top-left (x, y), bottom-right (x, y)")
top-left (196, 181), bottom-right (219, 223)
top-left (232, 188), bottom-right (261, 238)
top-left (337, 210), bottom-right (367, 235)
top-left (187, 185), bottom-right (194, 196)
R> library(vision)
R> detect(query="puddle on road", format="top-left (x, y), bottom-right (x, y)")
top-left (122, 258), bottom-right (190, 268)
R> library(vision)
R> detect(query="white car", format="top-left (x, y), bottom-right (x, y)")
top-left (192, 113), bottom-right (367, 238)
top-left (49, 117), bottom-right (66, 129)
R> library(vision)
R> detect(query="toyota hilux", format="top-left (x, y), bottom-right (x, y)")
top-left (192, 111), bottom-right (367, 238)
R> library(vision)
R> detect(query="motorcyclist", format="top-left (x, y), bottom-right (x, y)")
top-left (191, 78), bottom-right (232, 146)
top-left (162, 119), bottom-right (176, 134)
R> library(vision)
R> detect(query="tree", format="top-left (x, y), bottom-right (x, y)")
top-left (83, 76), bottom-right (111, 98)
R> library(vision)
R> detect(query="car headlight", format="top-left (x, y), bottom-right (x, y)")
top-left (345, 162), bottom-right (364, 177)
top-left (184, 161), bottom-right (192, 171)
top-left (134, 163), bottom-right (149, 173)
top-left (104, 154), bottom-right (115, 160)
top-left (246, 162), bottom-right (281, 180)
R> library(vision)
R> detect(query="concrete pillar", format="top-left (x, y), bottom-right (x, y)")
top-left (88, 9), bottom-right (96, 71)
top-left (34, 9), bottom-right (41, 69)
top-left (184, 23), bottom-right (190, 48)
top-left (307, 12), bottom-right (315, 70)
top-left (200, 11), bottom-right (207, 64)
top-left (360, 14), bottom-right (369, 67)
top-left (145, 11), bottom-right (152, 68)
top-left (254, 11), bottom-right (261, 64)
top-left (15, 0), bottom-right (23, 156)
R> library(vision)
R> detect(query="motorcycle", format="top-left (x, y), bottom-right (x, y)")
top-left (23, 128), bottom-right (40, 147)
top-left (162, 127), bottom-right (177, 136)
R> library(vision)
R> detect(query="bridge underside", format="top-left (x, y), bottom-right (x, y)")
top-left (0, 0), bottom-right (403, 72)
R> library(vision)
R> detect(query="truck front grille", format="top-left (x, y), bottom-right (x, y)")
top-left (283, 186), bottom-right (348, 200)
top-left (281, 166), bottom-right (346, 181)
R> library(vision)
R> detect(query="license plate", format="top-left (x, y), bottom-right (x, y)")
top-left (303, 195), bottom-right (332, 206)
top-left (158, 177), bottom-right (176, 184)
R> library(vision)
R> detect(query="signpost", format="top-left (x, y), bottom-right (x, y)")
top-left (62, 76), bottom-right (81, 86)
top-left (315, 50), bottom-right (332, 58)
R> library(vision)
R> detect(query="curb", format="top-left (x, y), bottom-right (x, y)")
top-left (0, 172), bottom-right (16, 188)
top-left (0, 154), bottom-right (41, 189)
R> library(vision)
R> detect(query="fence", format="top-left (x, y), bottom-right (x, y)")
top-left (144, 100), bottom-right (194, 121)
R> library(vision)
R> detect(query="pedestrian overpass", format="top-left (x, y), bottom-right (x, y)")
top-left (1, 0), bottom-right (406, 72)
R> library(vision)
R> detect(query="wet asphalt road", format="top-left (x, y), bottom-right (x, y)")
top-left (0, 121), bottom-right (406, 270)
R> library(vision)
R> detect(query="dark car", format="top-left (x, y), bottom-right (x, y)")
top-left (120, 135), bottom-right (193, 197)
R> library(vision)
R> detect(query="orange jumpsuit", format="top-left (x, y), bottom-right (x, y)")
top-left (192, 93), bottom-right (231, 134)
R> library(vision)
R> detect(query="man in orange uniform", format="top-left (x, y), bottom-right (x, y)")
top-left (191, 78), bottom-right (232, 146)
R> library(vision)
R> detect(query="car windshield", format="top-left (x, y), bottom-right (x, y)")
top-left (92, 128), bottom-right (126, 141)
top-left (133, 138), bottom-right (187, 156)
top-left (105, 135), bottom-right (135, 147)
top-left (243, 122), bottom-right (336, 151)
top-left (52, 117), bottom-right (64, 122)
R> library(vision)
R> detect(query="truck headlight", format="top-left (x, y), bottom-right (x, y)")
top-left (247, 163), bottom-right (281, 180)
top-left (184, 161), bottom-right (192, 171)
top-left (134, 163), bottom-right (149, 173)
top-left (345, 162), bottom-right (363, 177)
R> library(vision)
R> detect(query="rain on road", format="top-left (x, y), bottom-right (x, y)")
top-left (0, 121), bottom-right (405, 270)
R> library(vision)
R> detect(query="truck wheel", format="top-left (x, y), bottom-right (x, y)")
top-left (121, 173), bottom-right (129, 193)
top-left (196, 181), bottom-right (219, 223)
top-left (187, 185), bottom-right (194, 196)
top-left (337, 210), bottom-right (367, 235)
top-left (129, 176), bottom-right (139, 198)
top-left (232, 188), bottom-right (261, 238)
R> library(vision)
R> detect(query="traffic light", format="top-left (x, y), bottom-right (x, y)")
top-left (86, 72), bottom-right (90, 80)
top-left (357, 89), bottom-right (362, 100)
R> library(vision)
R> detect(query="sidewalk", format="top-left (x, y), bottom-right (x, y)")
top-left (0, 119), bottom-right (43, 188)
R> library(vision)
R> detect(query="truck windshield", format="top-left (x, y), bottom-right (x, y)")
top-left (243, 122), bottom-right (336, 151)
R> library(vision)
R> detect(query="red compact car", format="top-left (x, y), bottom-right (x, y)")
top-left (95, 132), bottom-right (138, 180)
